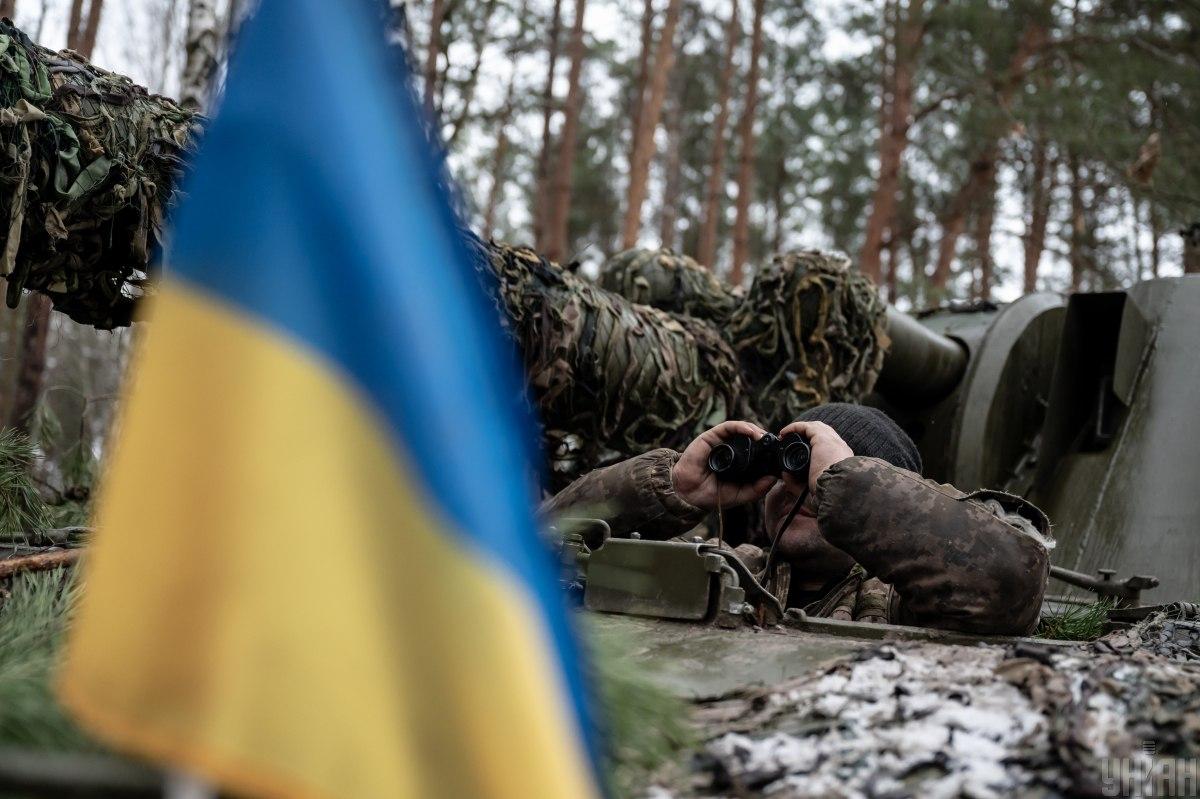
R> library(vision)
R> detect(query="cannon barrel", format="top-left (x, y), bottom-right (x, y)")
top-left (876, 307), bottom-right (968, 405)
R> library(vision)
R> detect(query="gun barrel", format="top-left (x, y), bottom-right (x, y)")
top-left (877, 307), bottom-right (968, 405)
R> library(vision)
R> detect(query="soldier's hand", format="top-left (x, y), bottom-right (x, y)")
top-left (671, 421), bottom-right (777, 511)
top-left (778, 420), bottom-right (854, 499)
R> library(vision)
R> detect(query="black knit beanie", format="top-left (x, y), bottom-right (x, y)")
top-left (796, 403), bottom-right (922, 474)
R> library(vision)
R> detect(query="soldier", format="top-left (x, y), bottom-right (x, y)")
top-left (543, 403), bottom-right (1053, 636)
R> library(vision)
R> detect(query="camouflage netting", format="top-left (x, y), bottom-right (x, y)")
top-left (468, 240), bottom-right (753, 489)
top-left (658, 639), bottom-right (1200, 797)
top-left (599, 248), bottom-right (737, 324)
top-left (470, 241), bottom-right (888, 489)
top-left (0, 20), bottom-right (198, 329)
top-left (728, 251), bottom-right (889, 426)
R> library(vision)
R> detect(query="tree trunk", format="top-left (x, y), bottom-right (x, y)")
top-left (930, 17), bottom-right (1045, 293)
top-left (859, 0), bottom-right (924, 285)
top-left (544, 0), bottom-right (588, 263)
top-left (729, 0), bottom-right (766, 286)
top-left (533, 0), bottom-right (564, 251)
top-left (1024, 141), bottom-right (1054, 294)
top-left (423, 0), bottom-right (446, 116)
top-left (659, 84), bottom-right (683, 250)
top-left (973, 172), bottom-right (997, 301)
top-left (10, 0), bottom-right (104, 433)
top-left (695, 0), bottom-right (740, 270)
top-left (1068, 153), bottom-right (1086, 291)
top-left (1182, 224), bottom-right (1200, 275)
top-left (482, 0), bottom-right (532, 241)
top-left (770, 153), bottom-right (786, 256)
top-left (66, 0), bottom-right (84, 49)
top-left (32, 0), bottom-right (48, 40)
top-left (180, 0), bottom-right (221, 113)
top-left (620, 0), bottom-right (683, 249)
top-left (483, 132), bottom-right (510, 241)
top-left (443, 0), bottom-right (501, 148)
top-left (1148, 201), bottom-right (1160, 278)
top-left (884, 236), bottom-right (899, 304)
top-left (0, 1), bottom-right (15, 20)
top-left (77, 0), bottom-right (104, 57)
top-left (7, 295), bottom-right (50, 433)
top-left (628, 0), bottom-right (655, 171)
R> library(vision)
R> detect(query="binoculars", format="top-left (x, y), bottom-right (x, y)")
top-left (706, 433), bottom-right (811, 484)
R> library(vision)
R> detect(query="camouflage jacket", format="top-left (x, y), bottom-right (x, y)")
top-left (541, 450), bottom-right (1053, 636)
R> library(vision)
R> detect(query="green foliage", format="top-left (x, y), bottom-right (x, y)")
top-left (0, 569), bottom-right (93, 751)
top-left (1037, 600), bottom-right (1113, 641)
top-left (0, 428), bottom-right (51, 539)
top-left (587, 627), bottom-right (693, 798)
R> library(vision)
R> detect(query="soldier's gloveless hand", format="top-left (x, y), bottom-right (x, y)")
top-left (777, 420), bottom-right (855, 499)
top-left (671, 421), bottom-right (777, 511)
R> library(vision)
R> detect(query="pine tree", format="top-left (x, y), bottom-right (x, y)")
top-left (729, 0), bottom-right (765, 285)
top-left (695, 0), bottom-right (740, 270)
top-left (544, 0), bottom-right (588, 263)
top-left (620, 0), bottom-right (683, 249)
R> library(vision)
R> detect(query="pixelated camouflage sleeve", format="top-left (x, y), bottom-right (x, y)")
top-left (814, 457), bottom-right (1052, 636)
top-left (538, 449), bottom-right (709, 539)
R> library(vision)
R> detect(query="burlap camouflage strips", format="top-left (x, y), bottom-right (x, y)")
top-left (467, 240), bottom-right (888, 489)
top-left (601, 248), bottom-right (890, 430)
top-left (599, 248), bottom-right (737, 324)
top-left (467, 239), bottom-right (753, 490)
top-left (0, 20), bottom-right (198, 329)
top-left (728, 250), bottom-right (889, 425)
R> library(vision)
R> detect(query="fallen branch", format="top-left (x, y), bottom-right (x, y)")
top-left (0, 549), bottom-right (81, 579)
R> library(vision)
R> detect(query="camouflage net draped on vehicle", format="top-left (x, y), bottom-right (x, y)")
top-left (0, 21), bottom-right (198, 329)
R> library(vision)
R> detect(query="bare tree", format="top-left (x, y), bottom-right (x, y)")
top-left (443, 0), bottom-right (501, 147)
top-left (729, 0), bottom-right (765, 285)
top-left (533, 0), bottom-right (564, 251)
top-left (0, 1), bottom-right (15, 20)
top-left (1023, 141), bottom-right (1055, 293)
top-left (482, 0), bottom-right (533, 240)
top-left (695, 0), bottom-right (740, 270)
top-left (628, 0), bottom-right (655, 169)
top-left (10, 0), bottom-right (105, 433)
top-left (659, 83), bottom-right (683, 250)
top-left (859, 0), bottom-right (925, 286)
top-left (620, 0), bottom-right (683, 249)
top-left (423, 0), bottom-right (447, 116)
top-left (973, 175), bottom-right (997, 300)
top-left (180, 0), bottom-right (221, 113)
top-left (543, 0), bottom-right (588, 263)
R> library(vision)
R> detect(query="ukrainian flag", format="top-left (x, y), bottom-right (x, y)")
top-left (57, 0), bottom-right (601, 796)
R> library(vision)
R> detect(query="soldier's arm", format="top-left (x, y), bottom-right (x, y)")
top-left (538, 449), bottom-right (709, 539)
top-left (814, 457), bottom-right (1052, 636)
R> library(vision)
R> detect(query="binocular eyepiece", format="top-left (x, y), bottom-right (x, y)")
top-left (706, 432), bottom-right (811, 484)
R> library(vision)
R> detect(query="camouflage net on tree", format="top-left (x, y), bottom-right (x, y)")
top-left (0, 21), bottom-right (198, 329)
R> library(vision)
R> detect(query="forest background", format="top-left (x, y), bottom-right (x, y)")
top-left (0, 0), bottom-right (1195, 505)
